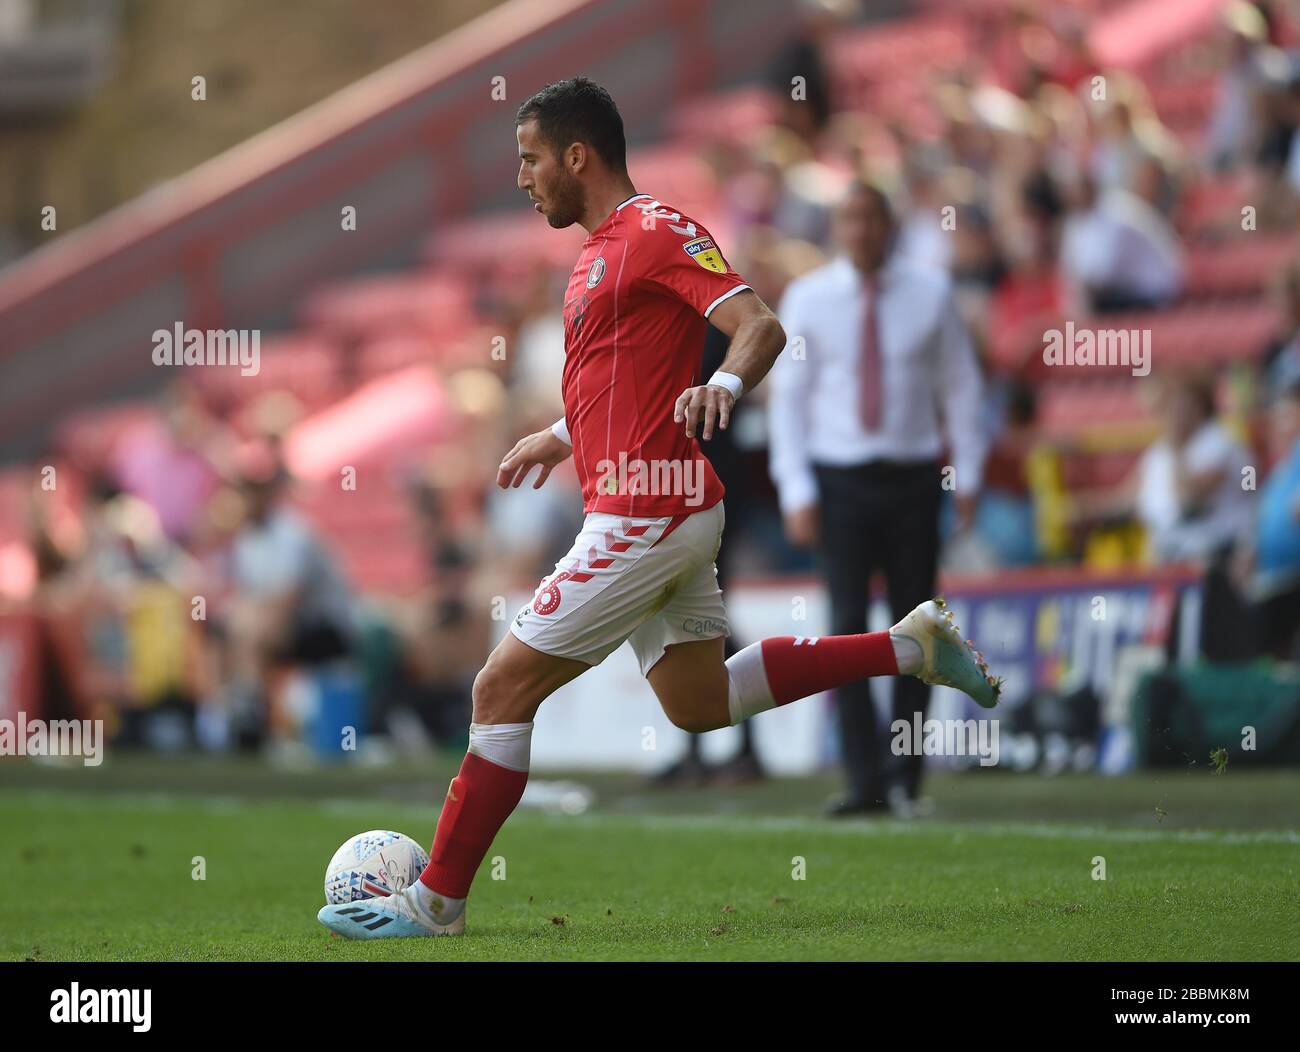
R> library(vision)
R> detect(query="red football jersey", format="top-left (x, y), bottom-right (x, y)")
top-left (561, 193), bottom-right (750, 516)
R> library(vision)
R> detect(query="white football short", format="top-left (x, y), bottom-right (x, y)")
top-left (510, 500), bottom-right (729, 675)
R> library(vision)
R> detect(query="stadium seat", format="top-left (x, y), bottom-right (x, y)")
top-left (1148, 77), bottom-right (1215, 135)
top-left (190, 333), bottom-right (344, 412)
top-left (1036, 378), bottom-right (1156, 440)
top-left (1183, 234), bottom-right (1297, 298)
top-left (828, 16), bottom-right (969, 110)
top-left (298, 273), bottom-right (476, 343)
top-left (1178, 172), bottom-right (1253, 236)
top-left (52, 402), bottom-right (157, 469)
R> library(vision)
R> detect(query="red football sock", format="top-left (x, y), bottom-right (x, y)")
top-left (419, 751), bottom-right (527, 899)
top-left (759, 632), bottom-right (898, 706)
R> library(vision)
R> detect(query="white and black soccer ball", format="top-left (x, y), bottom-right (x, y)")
top-left (324, 830), bottom-right (430, 905)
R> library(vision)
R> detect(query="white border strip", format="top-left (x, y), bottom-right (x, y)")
top-left (703, 283), bottom-right (751, 318)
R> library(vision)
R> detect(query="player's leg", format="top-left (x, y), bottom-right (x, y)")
top-left (411, 632), bottom-right (587, 923)
top-left (645, 626), bottom-right (912, 733)
top-left (317, 632), bottom-right (586, 939)
top-left (636, 502), bottom-right (913, 733)
top-left (645, 600), bottom-right (999, 737)
top-left (319, 509), bottom-right (705, 939)
top-left (638, 503), bottom-right (999, 737)
top-left (646, 636), bottom-right (729, 731)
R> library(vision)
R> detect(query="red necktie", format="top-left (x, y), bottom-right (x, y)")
top-left (858, 275), bottom-right (882, 432)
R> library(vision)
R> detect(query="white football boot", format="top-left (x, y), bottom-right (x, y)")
top-left (892, 597), bottom-right (1002, 709)
top-left (317, 884), bottom-right (465, 939)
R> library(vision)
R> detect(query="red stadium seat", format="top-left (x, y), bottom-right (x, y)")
top-left (1182, 234), bottom-right (1297, 298)
top-left (1036, 377), bottom-right (1156, 440)
top-left (298, 272), bottom-right (475, 343)
top-left (1022, 301), bottom-right (1282, 381)
top-left (192, 333), bottom-right (344, 413)
top-left (52, 402), bottom-right (157, 469)
top-left (1148, 77), bottom-right (1216, 134)
top-left (1177, 172), bottom-right (1253, 236)
top-left (828, 16), bottom-right (970, 111)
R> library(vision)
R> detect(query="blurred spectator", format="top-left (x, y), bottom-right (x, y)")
top-left (894, 144), bottom-right (955, 271)
top-left (1263, 253), bottom-right (1300, 397)
top-left (1071, 372), bottom-right (1253, 565)
top-left (765, 0), bottom-right (859, 148)
top-left (1059, 172), bottom-right (1182, 313)
top-left (388, 482), bottom-right (489, 749)
top-left (482, 395), bottom-right (583, 590)
top-left (970, 380), bottom-right (1041, 567)
top-left (111, 382), bottom-right (229, 545)
top-left (1247, 376), bottom-right (1300, 657)
top-left (948, 201), bottom-right (1007, 345)
top-left (1247, 45), bottom-right (1300, 174)
top-left (728, 129), bottom-right (843, 248)
top-left (30, 472), bottom-right (205, 746)
top-left (223, 443), bottom-right (357, 748)
top-left (504, 261), bottom-right (566, 411)
top-left (987, 183), bottom-right (1065, 368)
top-left (1041, 10), bottom-right (1098, 93)
top-left (1206, 1), bottom-right (1271, 171)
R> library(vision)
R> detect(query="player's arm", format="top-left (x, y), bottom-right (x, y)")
top-left (674, 289), bottom-right (786, 440)
top-left (496, 417), bottom-right (573, 489)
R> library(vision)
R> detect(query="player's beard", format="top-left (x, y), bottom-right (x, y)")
top-left (543, 168), bottom-right (586, 229)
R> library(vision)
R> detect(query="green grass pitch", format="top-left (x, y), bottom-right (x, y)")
top-left (2, 758), bottom-right (1297, 961)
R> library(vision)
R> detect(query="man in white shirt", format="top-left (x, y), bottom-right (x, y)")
top-left (1068, 373), bottom-right (1254, 567)
top-left (1059, 174), bottom-right (1183, 313)
top-left (768, 180), bottom-right (988, 815)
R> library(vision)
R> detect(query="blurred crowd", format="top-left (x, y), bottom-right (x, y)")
top-left (5, 0), bottom-right (1300, 763)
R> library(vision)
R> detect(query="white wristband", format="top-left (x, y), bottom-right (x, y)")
top-left (551, 417), bottom-right (571, 445)
top-left (707, 370), bottom-right (744, 400)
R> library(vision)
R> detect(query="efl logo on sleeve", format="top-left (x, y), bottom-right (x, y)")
top-left (683, 236), bottom-right (726, 273)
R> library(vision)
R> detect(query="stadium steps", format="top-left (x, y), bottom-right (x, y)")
top-left (192, 333), bottom-right (345, 414)
top-left (1036, 377), bottom-right (1155, 439)
top-left (297, 272), bottom-right (477, 344)
top-left (828, 16), bottom-right (970, 110)
top-left (1178, 172), bottom-right (1253, 236)
top-left (51, 402), bottom-right (160, 470)
top-left (1183, 233), bottom-right (1297, 298)
top-left (1015, 300), bottom-right (1281, 379)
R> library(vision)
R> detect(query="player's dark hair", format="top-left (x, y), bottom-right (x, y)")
top-left (516, 76), bottom-right (627, 174)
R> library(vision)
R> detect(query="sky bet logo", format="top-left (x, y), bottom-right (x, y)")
top-left (50, 983), bottom-right (151, 1032)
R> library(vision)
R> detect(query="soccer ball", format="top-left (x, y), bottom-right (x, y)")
top-left (324, 830), bottom-right (429, 905)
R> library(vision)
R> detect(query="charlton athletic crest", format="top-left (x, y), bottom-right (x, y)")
top-left (586, 256), bottom-right (606, 288)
